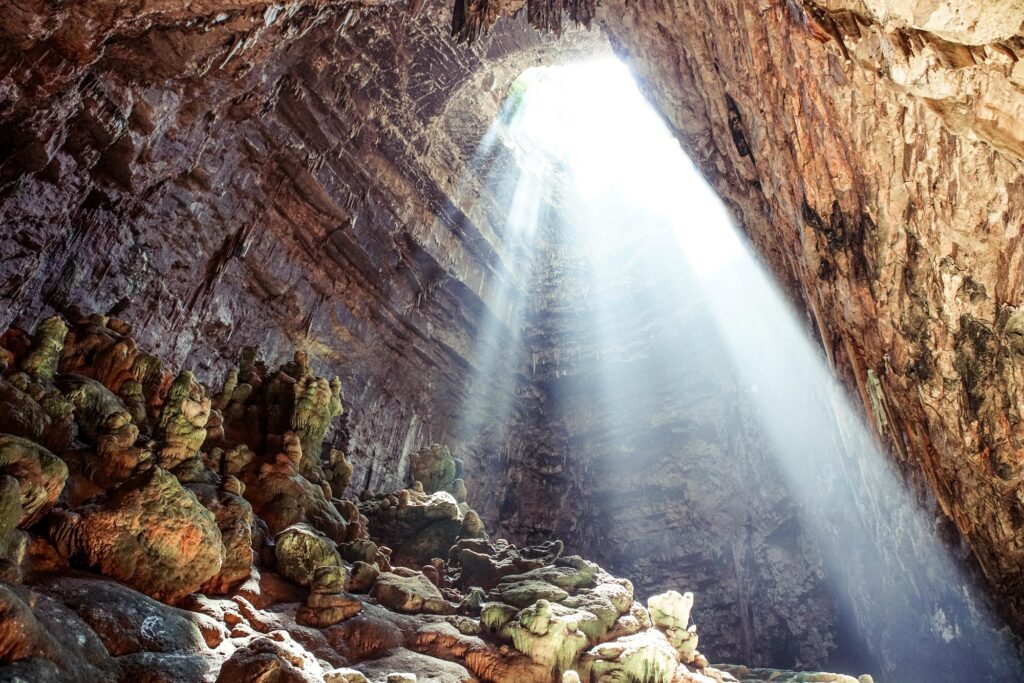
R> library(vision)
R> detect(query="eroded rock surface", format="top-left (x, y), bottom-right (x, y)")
top-left (0, 313), bottom-right (871, 683)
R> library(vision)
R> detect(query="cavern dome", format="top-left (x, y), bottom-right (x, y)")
top-left (1, 1), bottom-right (1024, 682)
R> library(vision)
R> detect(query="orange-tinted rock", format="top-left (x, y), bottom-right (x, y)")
top-left (47, 467), bottom-right (222, 603)
top-left (0, 434), bottom-right (68, 528)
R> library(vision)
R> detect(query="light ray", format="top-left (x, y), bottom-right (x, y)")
top-left (455, 56), bottom-right (1024, 681)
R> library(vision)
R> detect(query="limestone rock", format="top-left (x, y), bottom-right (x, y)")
top-left (47, 467), bottom-right (222, 603)
top-left (326, 449), bottom-right (354, 498)
top-left (189, 479), bottom-right (256, 595)
top-left (491, 579), bottom-right (569, 608)
top-left (324, 669), bottom-right (371, 683)
top-left (577, 628), bottom-right (680, 683)
top-left (371, 570), bottom-right (454, 615)
top-left (648, 590), bottom-right (693, 632)
top-left (56, 373), bottom-right (129, 443)
top-left (504, 599), bottom-right (589, 673)
top-left (354, 648), bottom-right (473, 683)
top-left (36, 575), bottom-right (207, 656)
top-left (0, 434), bottom-right (68, 528)
top-left (360, 488), bottom-right (468, 567)
top-left (297, 565), bottom-right (362, 628)
top-left (274, 523), bottom-right (345, 588)
top-left (242, 432), bottom-right (349, 543)
top-left (0, 376), bottom-right (75, 452)
top-left (154, 371), bottom-right (211, 470)
top-left (291, 373), bottom-right (343, 478)
top-left (216, 633), bottom-right (327, 682)
top-left (19, 317), bottom-right (67, 383)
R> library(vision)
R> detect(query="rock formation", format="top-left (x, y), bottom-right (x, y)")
top-left (0, 312), bottom-right (873, 682)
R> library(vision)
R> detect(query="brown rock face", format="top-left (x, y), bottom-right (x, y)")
top-left (3, 0), bottom-right (1024, 681)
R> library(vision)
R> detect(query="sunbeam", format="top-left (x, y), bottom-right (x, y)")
top-left (453, 56), bottom-right (1024, 681)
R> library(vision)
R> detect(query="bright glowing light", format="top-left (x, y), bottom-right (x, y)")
top-left (504, 58), bottom-right (741, 274)
top-left (449, 56), bottom-right (1023, 682)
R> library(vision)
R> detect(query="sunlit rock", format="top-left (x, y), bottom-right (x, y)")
top-left (360, 487), bottom-right (469, 567)
top-left (216, 633), bottom-right (327, 682)
top-left (47, 466), bottom-right (221, 603)
top-left (505, 598), bottom-right (589, 674)
top-left (371, 569), bottom-right (455, 615)
top-left (648, 590), bottom-right (701, 663)
top-left (577, 628), bottom-right (680, 683)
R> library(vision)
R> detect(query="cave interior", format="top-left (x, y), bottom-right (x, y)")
top-left (1, 1), bottom-right (1024, 682)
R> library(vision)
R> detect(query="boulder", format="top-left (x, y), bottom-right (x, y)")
top-left (216, 633), bottom-right (326, 682)
top-left (371, 571), bottom-right (454, 615)
top-left (505, 599), bottom-right (589, 673)
top-left (47, 467), bottom-right (222, 603)
top-left (0, 434), bottom-right (68, 528)
top-left (577, 628), bottom-right (680, 683)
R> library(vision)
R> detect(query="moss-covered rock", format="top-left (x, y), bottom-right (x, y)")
top-left (19, 317), bottom-right (67, 383)
top-left (47, 466), bottom-right (222, 603)
top-left (297, 565), bottom-right (362, 627)
top-left (56, 374), bottom-right (129, 442)
top-left (647, 590), bottom-right (699, 662)
top-left (647, 590), bottom-right (692, 631)
top-left (0, 434), bottom-right (68, 528)
top-left (154, 371), bottom-right (211, 470)
top-left (491, 579), bottom-right (569, 608)
top-left (505, 599), bottom-right (589, 674)
top-left (371, 570), bottom-right (453, 614)
top-left (577, 628), bottom-right (680, 683)
top-left (291, 374), bottom-right (343, 477)
top-left (274, 523), bottom-right (344, 588)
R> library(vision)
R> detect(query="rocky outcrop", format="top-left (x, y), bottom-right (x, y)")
top-left (47, 466), bottom-right (223, 603)
top-left (0, 311), bottom-right (873, 683)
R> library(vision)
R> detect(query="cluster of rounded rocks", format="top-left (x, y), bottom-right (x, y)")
top-left (0, 312), bottom-right (871, 683)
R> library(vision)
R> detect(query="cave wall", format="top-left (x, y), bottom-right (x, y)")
top-left (593, 0), bottom-right (1024, 636)
top-left (0, 1), bottom-right (593, 498)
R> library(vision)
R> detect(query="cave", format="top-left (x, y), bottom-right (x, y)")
top-left (1, 1), bottom-right (1023, 682)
